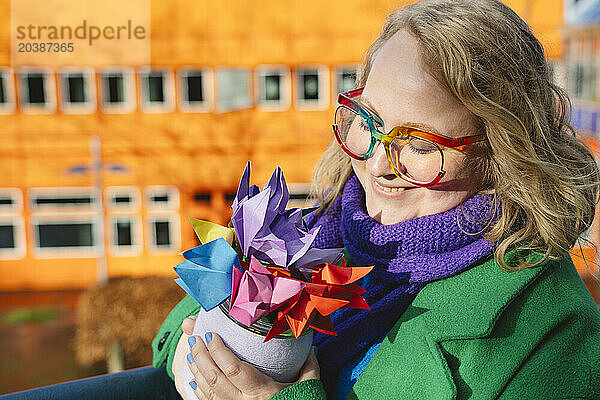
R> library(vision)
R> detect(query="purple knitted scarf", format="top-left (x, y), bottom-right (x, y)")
top-left (306, 174), bottom-right (497, 396)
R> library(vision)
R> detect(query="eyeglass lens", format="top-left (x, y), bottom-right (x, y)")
top-left (335, 105), bottom-right (443, 184)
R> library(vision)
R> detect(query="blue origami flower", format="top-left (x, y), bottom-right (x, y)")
top-left (174, 237), bottom-right (241, 311)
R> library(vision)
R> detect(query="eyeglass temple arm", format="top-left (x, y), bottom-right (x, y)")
top-left (451, 134), bottom-right (486, 146)
top-left (337, 88), bottom-right (364, 105)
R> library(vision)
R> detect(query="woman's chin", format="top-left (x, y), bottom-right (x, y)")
top-left (366, 204), bottom-right (416, 225)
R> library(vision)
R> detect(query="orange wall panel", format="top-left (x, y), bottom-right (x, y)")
top-left (0, 0), bottom-right (566, 290)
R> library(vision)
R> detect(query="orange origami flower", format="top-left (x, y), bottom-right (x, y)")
top-left (263, 259), bottom-right (373, 342)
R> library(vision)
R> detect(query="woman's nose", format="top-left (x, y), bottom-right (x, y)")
top-left (365, 142), bottom-right (394, 176)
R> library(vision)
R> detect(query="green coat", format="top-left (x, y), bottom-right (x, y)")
top-left (153, 254), bottom-right (600, 399)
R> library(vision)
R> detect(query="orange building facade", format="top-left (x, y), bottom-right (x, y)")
top-left (0, 0), bottom-right (569, 291)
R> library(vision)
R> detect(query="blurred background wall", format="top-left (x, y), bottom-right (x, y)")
top-left (0, 0), bottom-right (573, 291)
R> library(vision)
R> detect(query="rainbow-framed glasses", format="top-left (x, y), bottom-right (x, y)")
top-left (332, 87), bottom-right (486, 188)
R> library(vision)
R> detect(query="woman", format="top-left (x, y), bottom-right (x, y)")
top-left (153, 0), bottom-right (600, 398)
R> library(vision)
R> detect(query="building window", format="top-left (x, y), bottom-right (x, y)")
top-left (0, 72), bottom-right (6, 104)
top-left (0, 189), bottom-right (22, 212)
top-left (0, 68), bottom-right (15, 114)
top-left (109, 215), bottom-right (142, 256)
top-left (30, 190), bottom-right (97, 210)
top-left (59, 68), bottom-right (96, 113)
top-left (66, 74), bottom-right (86, 103)
top-left (0, 216), bottom-right (25, 259)
top-left (113, 194), bottom-right (132, 206)
top-left (294, 66), bottom-right (329, 110)
top-left (24, 72), bottom-right (46, 104)
top-left (178, 68), bottom-right (213, 112)
top-left (18, 68), bottom-right (56, 113)
top-left (106, 186), bottom-right (140, 210)
top-left (152, 219), bottom-right (171, 247)
top-left (256, 66), bottom-right (290, 110)
top-left (185, 72), bottom-right (203, 102)
top-left (193, 192), bottom-right (211, 203)
top-left (216, 68), bottom-right (252, 112)
top-left (145, 186), bottom-right (179, 252)
top-left (0, 196), bottom-right (13, 207)
top-left (0, 189), bottom-right (24, 259)
top-left (334, 66), bottom-right (358, 96)
top-left (100, 67), bottom-right (135, 113)
top-left (30, 188), bottom-right (100, 258)
top-left (115, 219), bottom-right (133, 246)
top-left (569, 61), bottom-right (597, 101)
top-left (139, 67), bottom-right (174, 112)
top-left (224, 192), bottom-right (237, 205)
top-left (147, 214), bottom-right (179, 250)
top-left (106, 187), bottom-right (141, 256)
top-left (35, 221), bottom-right (95, 249)
top-left (0, 223), bottom-right (15, 249)
top-left (145, 186), bottom-right (180, 209)
top-left (571, 63), bottom-right (584, 99)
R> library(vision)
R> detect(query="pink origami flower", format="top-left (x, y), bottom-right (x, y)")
top-left (229, 256), bottom-right (306, 326)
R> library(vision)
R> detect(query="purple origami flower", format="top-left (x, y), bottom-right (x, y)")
top-left (231, 162), bottom-right (342, 269)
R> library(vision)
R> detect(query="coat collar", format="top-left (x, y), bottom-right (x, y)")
top-left (349, 253), bottom-right (557, 400)
top-left (413, 252), bottom-right (548, 341)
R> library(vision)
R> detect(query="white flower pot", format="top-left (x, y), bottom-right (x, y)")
top-left (181, 297), bottom-right (313, 396)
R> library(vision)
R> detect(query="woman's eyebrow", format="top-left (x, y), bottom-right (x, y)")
top-left (404, 122), bottom-right (445, 137)
top-left (361, 96), bottom-right (446, 137)
top-left (360, 96), bottom-right (382, 119)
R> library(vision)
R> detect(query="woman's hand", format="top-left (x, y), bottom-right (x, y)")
top-left (181, 316), bottom-right (320, 400)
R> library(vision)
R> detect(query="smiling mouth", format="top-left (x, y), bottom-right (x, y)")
top-left (374, 180), bottom-right (414, 193)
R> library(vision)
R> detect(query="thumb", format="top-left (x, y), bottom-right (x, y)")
top-left (298, 347), bottom-right (320, 381)
top-left (181, 315), bottom-right (196, 336)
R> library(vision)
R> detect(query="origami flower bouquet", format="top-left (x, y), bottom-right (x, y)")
top-left (174, 162), bottom-right (373, 383)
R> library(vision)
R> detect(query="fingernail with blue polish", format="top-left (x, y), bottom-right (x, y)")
top-left (186, 352), bottom-right (194, 364)
top-left (205, 332), bottom-right (212, 345)
top-left (189, 380), bottom-right (197, 390)
top-left (188, 336), bottom-right (196, 348)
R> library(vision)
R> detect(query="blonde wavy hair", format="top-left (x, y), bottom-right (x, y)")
top-left (311, 0), bottom-right (600, 270)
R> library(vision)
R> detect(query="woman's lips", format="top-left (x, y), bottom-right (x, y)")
top-left (373, 180), bottom-right (416, 194)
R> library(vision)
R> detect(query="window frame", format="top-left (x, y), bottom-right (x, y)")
top-left (0, 188), bottom-right (25, 260)
top-left (0, 67), bottom-right (15, 114)
top-left (0, 188), bottom-right (23, 213)
top-left (106, 186), bottom-right (141, 211)
top-left (177, 67), bottom-right (214, 112)
top-left (29, 187), bottom-right (99, 211)
top-left (99, 66), bottom-right (136, 113)
top-left (215, 67), bottom-right (253, 113)
top-left (138, 66), bottom-right (175, 113)
top-left (18, 66), bottom-right (57, 113)
top-left (293, 65), bottom-right (330, 111)
top-left (146, 212), bottom-right (180, 252)
top-left (109, 214), bottom-right (142, 256)
top-left (59, 67), bottom-right (96, 114)
top-left (32, 214), bottom-right (99, 258)
top-left (255, 65), bottom-right (291, 111)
